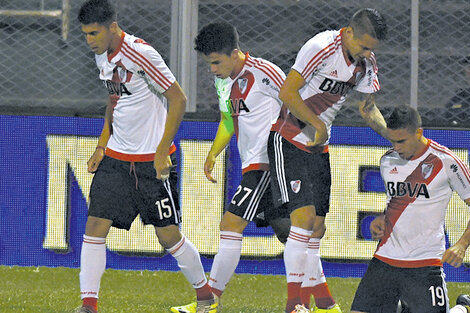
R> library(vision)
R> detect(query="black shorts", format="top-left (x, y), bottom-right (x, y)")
top-left (351, 258), bottom-right (449, 313)
top-left (268, 131), bottom-right (331, 216)
top-left (228, 170), bottom-right (287, 223)
top-left (88, 154), bottom-right (181, 230)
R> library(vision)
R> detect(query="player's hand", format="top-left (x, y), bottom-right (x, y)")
top-left (87, 146), bottom-right (105, 173)
top-left (442, 244), bottom-right (467, 268)
top-left (154, 150), bottom-right (171, 181)
top-left (204, 152), bottom-right (217, 183)
top-left (370, 215), bottom-right (385, 240)
top-left (306, 124), bottom-right (328, 148)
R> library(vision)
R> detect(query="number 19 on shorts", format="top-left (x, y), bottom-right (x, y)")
top-left (429, 286), bottom-right (446, 307)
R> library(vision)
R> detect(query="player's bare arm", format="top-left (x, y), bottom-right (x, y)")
top-left (442, 198), bottom-right (470, 268)
top-left (369, 214), bottom-right (385, 240)
top-left (358, 93), bottom-right (388, 140)
top-left (279, 69), bottom-right (328, 147)
top-left (204, 112), bottom-right (234, 183)
top-left (155, 81), bottom-right (186, 180)
top-left (87, 98), bottom-right (112, 173)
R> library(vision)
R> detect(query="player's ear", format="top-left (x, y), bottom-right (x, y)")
top-left (230, 49), bottom-right (238, 60)
top-left (416, 128), bottom-right (423, 139)
top-left (344, 26), bottom-right (354, 38)
top-left (109, 21), bottom-right (118, 33)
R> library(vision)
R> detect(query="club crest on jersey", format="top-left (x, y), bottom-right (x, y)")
top-left (421, 163), bottom-right (434, 179)
top-left (118, 67), bottom-right (128, 82)
top-left (290, 180), bottom-right (301, 193)
top-left (237, 78), bottom-right (248, 94)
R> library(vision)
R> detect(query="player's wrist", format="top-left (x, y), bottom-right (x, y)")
top-left (96, 145), bottom-right (106, 153)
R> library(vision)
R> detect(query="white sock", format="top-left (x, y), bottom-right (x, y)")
top-left (209, 231), bottom-right (243, 292)
top-left (450, 305), bottom-right (468, 313)
top-left (284, 226), bottom-right (312, 283)
top-left (79, 235), bottom-right (106, 299)
top-left (302, 238), bottom-right (326, 287)
top-left (167, 235), bottom-right (207, 289)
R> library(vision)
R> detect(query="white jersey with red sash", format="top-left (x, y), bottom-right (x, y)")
top-left (215, 53), bottom-right (285, 173)
top-left (272, 28), bottom-right (379, 153)
top-left (375, 139), bottom-right (470, 268)
top-left (95, 32), bottom-right (176, 161)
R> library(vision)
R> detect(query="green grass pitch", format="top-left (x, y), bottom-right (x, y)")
top-left (0, 266), bottom-right (468, 312)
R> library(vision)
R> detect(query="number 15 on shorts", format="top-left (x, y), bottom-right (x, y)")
top-left (155, 198), bottom-right (172, 219)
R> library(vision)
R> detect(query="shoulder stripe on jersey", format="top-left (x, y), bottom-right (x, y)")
top-left (304, 48), bottom-right (337, 80)
top-left (254, 63), bottom-right (284, 88)
top-left (123, 41), bottom-right (172, 87)
top-left (430, 141), bottom-right (470, 183)
top-left (245, 55), bottom-right (255, 66)
top-left (246, 56), bottom-right (284, 88)
top-left (301, 34), bottom-right (341, 79)
top-left (254, 63), bottom-right (283, 88)
top-left (301, 41), bottom-right (334, 79)
top-left (369, 53), bottom-right (378, 74)
top-left (373, 79), bottom-right (380, 91)
top-left (122, 42), bottom-right (173, 90)
top-left (122, 43), bottom-right (172, 90)
top-left (121, 46), bottom-right (171, 90)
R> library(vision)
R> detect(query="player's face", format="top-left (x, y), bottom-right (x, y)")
top-left (203, 52), bottom-right (237, 79)
top-left (81, 23), bottom-right (114, 55)
top-left (344, 28), bottom-right (379, 62)
top-left (387, 128), bottom-right (424, 160)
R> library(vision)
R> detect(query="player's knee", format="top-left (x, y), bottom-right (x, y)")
top-left (291, 206), bottom-right (315, 229)
top-left (219, 212), bottom-right (248, 233)
top-left (84, 216), bottom-right (112, 237)
top-left (155, 225), bottom-right (182, 248)
top-left (312, 223), bottom-right (326, 238)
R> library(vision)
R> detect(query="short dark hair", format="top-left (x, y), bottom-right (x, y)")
top-left (386, 105), bottom-right (422, 133)
top-left (349, 8), bottom-right (387, 41)
top-left (78, 0), bottom-right (117, 26)
top-left (194, 22), bottom-right (239, 56)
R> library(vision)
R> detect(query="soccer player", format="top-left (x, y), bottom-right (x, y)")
top-left (76, 1), bottom-right (216, 312)
top-left (351, 105), bottom-right (470, 313)
top-left (268, 8), bottom-right (389, 313)
top-left (171, 22), bottom-right (290, 313)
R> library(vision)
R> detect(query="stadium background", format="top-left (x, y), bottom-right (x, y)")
top-left (0, 0), bottom-right (469, 283)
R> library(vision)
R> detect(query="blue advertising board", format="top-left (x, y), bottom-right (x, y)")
top-left (0, 115), bottom-right (469, 281)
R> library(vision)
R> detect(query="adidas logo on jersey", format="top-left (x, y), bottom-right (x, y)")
top-left (389, 167), bottom-right (398, 174)
top-left (329, 70), bottom-right (338, 78)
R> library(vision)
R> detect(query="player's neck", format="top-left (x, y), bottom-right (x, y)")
top-left (411, 137), bottom-right (430, 160)
top-left (107, 28), bottom-right (123, 56)
top-left (230, 50), bottom-right (247, 79)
